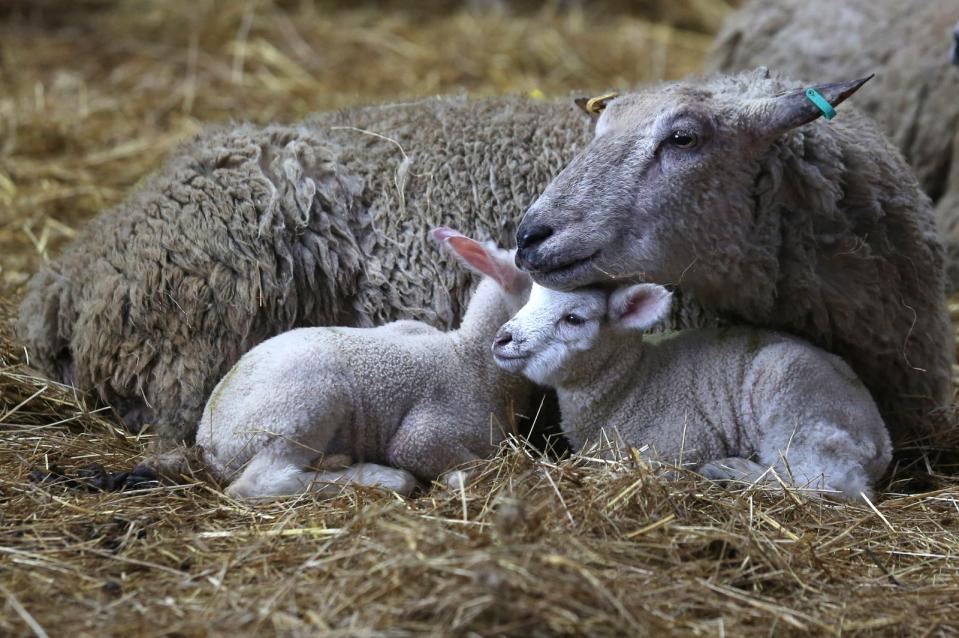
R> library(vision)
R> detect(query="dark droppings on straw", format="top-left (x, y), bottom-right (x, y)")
top-left (29, 463), bottom-right (159, 492)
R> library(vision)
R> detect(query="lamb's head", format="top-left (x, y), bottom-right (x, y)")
top-left (492, 283), bottom-right (672, 386)
top-left (514, 70), bottom-right (871, 292)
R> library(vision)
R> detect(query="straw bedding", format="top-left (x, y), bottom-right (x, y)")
top-left (3, 2), bottom-right (959, 636)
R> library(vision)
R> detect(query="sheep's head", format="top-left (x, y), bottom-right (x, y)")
top-left (492, 283), bottom-right (672, 386)
top-left (514, 71), bottom-right (871, 295)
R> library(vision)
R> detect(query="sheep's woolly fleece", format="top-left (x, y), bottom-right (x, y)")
top-left (16, 97), bottom-right (591, 445)
top-left (710, 0), bottom-right (959, 286)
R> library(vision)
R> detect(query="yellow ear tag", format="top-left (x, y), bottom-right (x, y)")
top-left (585, 92), bottom-right (619, 115)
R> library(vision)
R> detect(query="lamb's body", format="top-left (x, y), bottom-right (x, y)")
top-left (560, 328), bottom-right (891, 498)
top-left (18, 97), bottom-right (590, 444)
top-left (198, 237), bottom-right (535, 499)
top-left (494, 285), bottom-right (892, 499)
top-left (710, 0), bottom-right (959, 285)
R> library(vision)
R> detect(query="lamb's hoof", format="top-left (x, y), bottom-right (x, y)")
top-left (352, 464), bottom-right (419, 497)
top-left (391, 472), bottom-right (419, 497)
top-left (440, 470), bottom-right (470, 492)
top-left (698, 457), bottom-right (771, 487)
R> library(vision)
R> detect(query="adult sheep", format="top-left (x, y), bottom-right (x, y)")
top-left (18, 96), bottom-right (593, 446)
top-left (708, 0), bottom-right (959, 287)
top-left (514, 70), bottom-right (953, 444)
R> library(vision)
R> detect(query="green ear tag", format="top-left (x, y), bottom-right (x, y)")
top-left (804, 88), bottom-right (837, 120)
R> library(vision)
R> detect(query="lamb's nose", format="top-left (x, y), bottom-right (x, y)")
top-left (516, 223), bottom-right (554, 252)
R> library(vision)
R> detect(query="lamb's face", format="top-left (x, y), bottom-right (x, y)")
top-left (513, 73), bottom-right (871, 293)
top-left (491, 284), bottom-right (606, 387)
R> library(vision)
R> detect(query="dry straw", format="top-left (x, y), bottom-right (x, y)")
top-left (3, 1), bottom-right (959, 636)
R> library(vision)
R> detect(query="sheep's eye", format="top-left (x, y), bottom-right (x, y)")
top-left (668, 131), bottom-right (698, 149)
top-left (563, 314), bottom-right (585, 326)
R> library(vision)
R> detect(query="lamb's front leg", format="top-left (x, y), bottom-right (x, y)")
top-left (226, 452), bottom-right (418, 500)
top-left (698, 424), bottom-right (882, 501)
top-left (387, 408), bottom-right (489, 490)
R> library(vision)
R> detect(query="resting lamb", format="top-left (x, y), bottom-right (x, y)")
top-left (493, 283), bottom-right (893, 499)
top-left (197, 228), bottom-right (534, 499)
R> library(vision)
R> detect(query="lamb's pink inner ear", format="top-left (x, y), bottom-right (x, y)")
top-left (611, 285), bottom-right (672, 331)
top-left (445, 236), bottom-right (498, 278)
top-left (441, 234), bottom-right (528, 292)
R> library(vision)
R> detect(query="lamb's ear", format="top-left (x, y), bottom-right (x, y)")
top-left (753, 75), bottom-right (873, 138)
top-left (431, 227), bottom-right (529, 293)
top-left (609, 284), bottom-right (672, 331)
top-left (574, 92), bottom-right (618, 121)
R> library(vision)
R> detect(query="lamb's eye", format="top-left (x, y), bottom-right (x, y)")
top-left (668, 131), bottom-right (698, 149)
top-left (563, 314), bottom-right (585, 326)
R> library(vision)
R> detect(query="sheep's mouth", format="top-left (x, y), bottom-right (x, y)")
top-left (530, 252), bottom-right (599, 289)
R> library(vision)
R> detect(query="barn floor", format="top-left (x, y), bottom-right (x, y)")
top-left (2, 2), bottom-right (959, 636)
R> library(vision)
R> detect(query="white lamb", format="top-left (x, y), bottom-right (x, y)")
top-left (196, 228), bottom-right (534, 500)
top-left (492, 283), bottom-right (893, 500)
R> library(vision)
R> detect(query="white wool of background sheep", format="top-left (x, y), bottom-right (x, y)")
top-left (196, 229), bottom-right (535, 500)
top-left (494, 283), bottom-right (893, 500)
top-left (710, 0), bottom-right (959, 286)
top-left (514, 70), bottom-right (953, 445)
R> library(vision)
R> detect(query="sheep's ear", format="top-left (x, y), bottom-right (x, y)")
top-left (609, 284), bottom-right (672, 331)
top-left (574, 92), bottom-right (618, 121)
top-left (431, 227), bottom-right (529, 293)
top-left (754, 76), bottom-right (873, 138)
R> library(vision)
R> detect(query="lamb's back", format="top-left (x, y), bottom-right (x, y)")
top-left (574, 328), bottom-right (831, 463)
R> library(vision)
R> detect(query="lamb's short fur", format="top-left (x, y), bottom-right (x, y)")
top-left (494, 283), bottom-right (893, 500)
top-left (709, 0), bottom-right (959, 286)
top-left (514, 70), bottom-right (953, 444)
top-left (18, 96), bottom-right (592, 445)
top-left (196, 229), bottom-right (535, 500)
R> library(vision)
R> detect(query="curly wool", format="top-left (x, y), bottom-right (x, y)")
top-left (17, 96), bottom-right (591, 444)
top-left (709, 0), bottom-right (959, 286)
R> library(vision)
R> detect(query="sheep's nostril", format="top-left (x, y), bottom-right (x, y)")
top-left (494, 332), bottom-right (513, 348)
top-left (516, 223), bottom-right (554, 252)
